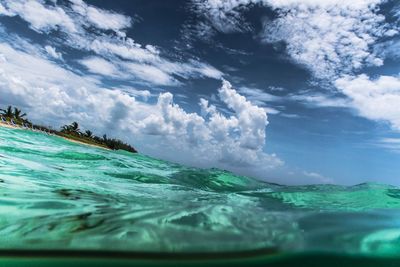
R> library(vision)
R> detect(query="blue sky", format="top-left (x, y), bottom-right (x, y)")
top-left (0, 0), bottom-right (400, 185)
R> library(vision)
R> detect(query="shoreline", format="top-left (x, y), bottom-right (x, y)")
top-left (58, 134), bottom-right (111, 150)
top-left (0, 122), bottom-right (110, 150)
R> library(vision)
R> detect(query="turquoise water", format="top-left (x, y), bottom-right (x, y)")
top-left (1, 126), bottom-right (400, 256)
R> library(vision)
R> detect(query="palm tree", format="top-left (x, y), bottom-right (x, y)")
top-left (13, 108), bottom-right (27, 121)
top-left (61, 125), bottom-right (71, 133)
top-left (1, 106), bottom-right (13, 118)
top-left (84, 130), bottom-right (93, 138)
top-left (60, 122), bottom-right (80, 135)
top-left (70, 122), bottom-right (79, 132)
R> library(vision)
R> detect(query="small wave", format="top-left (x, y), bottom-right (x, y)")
top-left (1, 126), bottom-right (400, 255)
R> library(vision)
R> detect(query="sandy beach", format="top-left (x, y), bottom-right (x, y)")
top-left (0, 121), bottom-right (110, 150)
top-left (58, 135), bottom-right (111, 150)
top-left (0, 121), bottom-right (21, 130)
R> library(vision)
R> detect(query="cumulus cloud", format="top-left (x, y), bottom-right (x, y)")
top-left (335, 74), bottom-right (400, 130)
top-left (0, 39), bottom-right (282, 179)
top-left (218, 80), bottom-right (269, 149)
top-left (135, 80), bottom-right (284, 173)
top-left (0, 0), bottom-right (222, 86)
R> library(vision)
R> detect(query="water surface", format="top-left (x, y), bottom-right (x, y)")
top-left (0, 126), bottom-right (400, 256)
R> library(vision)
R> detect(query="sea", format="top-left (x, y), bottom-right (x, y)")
top-left (1, 126), bottom-right (400, 266)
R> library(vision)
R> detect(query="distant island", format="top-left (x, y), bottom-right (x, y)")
top-left (0, 105), bottom-right (137, 153)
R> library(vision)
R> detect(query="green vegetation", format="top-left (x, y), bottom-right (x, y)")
top-left (1, 106), bottom-right (27, 124)
top-left (60, 122), bottom-right (137, 153)
top-left (0, 105), bottom-right (137, 153)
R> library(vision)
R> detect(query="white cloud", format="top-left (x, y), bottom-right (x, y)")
top-left (0, 40), bottom-right (283, 180)
top-left (191, 0), bottom-right (258, 34)
top-left (70, 0), bottom-right (132, 31)
top-left (87, 38), bottom-right (223, 85)
top-left (290, 93), bottom-right (349, 108)
top-left (44, 45), bottom-right (62, 60)
top-left (193, 0), bottom-right (394, 80)
top-left (79, 56), bottom-right (120, 77)
top-left (135, 79), bottom-right (282, 173)
top-left (335, 74), bottom-right (400, 130)
top-left (0, 0), bottom-right (222, 86)
top-left (123, 62), bottom-right (178, 86)
top-left (377, 138), bottom-right (400, 152)
top-left (374, 38), bottom-right (400, 60)
top-left (121, 88), bottom-right (152, 101)
top-left (218, 80), bottom-right (269, 150)
top-left (0, 2), bottom-right (12, 16)
top-left (238, 86), bottom-right (281, 105)
top-left (89, 39), bottom-right (160, 63)
top-left (260, 0), bottom-right (390, 80)
top-left (262, 106), bottom-right (280, 115)
top-left (303, 171), bottom-right (333, 184)
top-left (192, 0), bottom-right (400, 135)
top-left (1, 0), bottom-right (77, 33)
top-left (0, 0), bottom-right (130, 34)
top-left (145, 44), bottom-right (159, 55)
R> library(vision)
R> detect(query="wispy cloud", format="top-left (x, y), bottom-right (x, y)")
top-left (236, 86), bottom-right (282, 114)
top-left (376, 138), bottom-right (400, 153)
top-left (239, 86), bottom-right (281, 103)
top-left (0, 0), bottom-right (222, 86)
top-left (303, 171), bottom-right (333, 184)
top-left (290, 92), bottom-right (349, 108)
top-left (79, 56), bottom-right (121, 78)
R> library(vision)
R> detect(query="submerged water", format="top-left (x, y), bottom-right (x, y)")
top-left (0, 126), bottom-right (400, 256)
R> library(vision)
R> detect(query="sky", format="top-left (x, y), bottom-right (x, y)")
top-left (0, 0), bottom-right (400, 185)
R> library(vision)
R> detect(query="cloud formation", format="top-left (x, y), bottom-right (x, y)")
top-left (377, 138), bottom-right (400, 153)
top-left (192, 0), bottom-right (395, 80)
top-left (260, 0), bottom-right (391, 80)
top-left (0, 0), bottom-right (222, 86)
top-left (192, 0), bottom-right (400, 134)
top-left (0, 38), bottom-right (282, 178)
top-left (80, 57), bottom-right (120, 77)
top-left (70, 0), bottom-right (132, 31)
top-left (335, 74), bottom-right (400, 130)
top-left (290, 93), bottom-right (349, 108)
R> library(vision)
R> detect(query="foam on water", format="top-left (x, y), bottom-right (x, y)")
top-left (1, 126), bottom-right (400, 255)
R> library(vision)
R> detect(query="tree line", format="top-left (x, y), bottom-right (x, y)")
top-left (60, 121), bottom-right (137, 153)
top-left (1, 105), bottom-right (137, 153)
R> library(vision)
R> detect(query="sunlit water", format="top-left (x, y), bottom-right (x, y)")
top-left (1, 126), bottom-right (400, 256)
